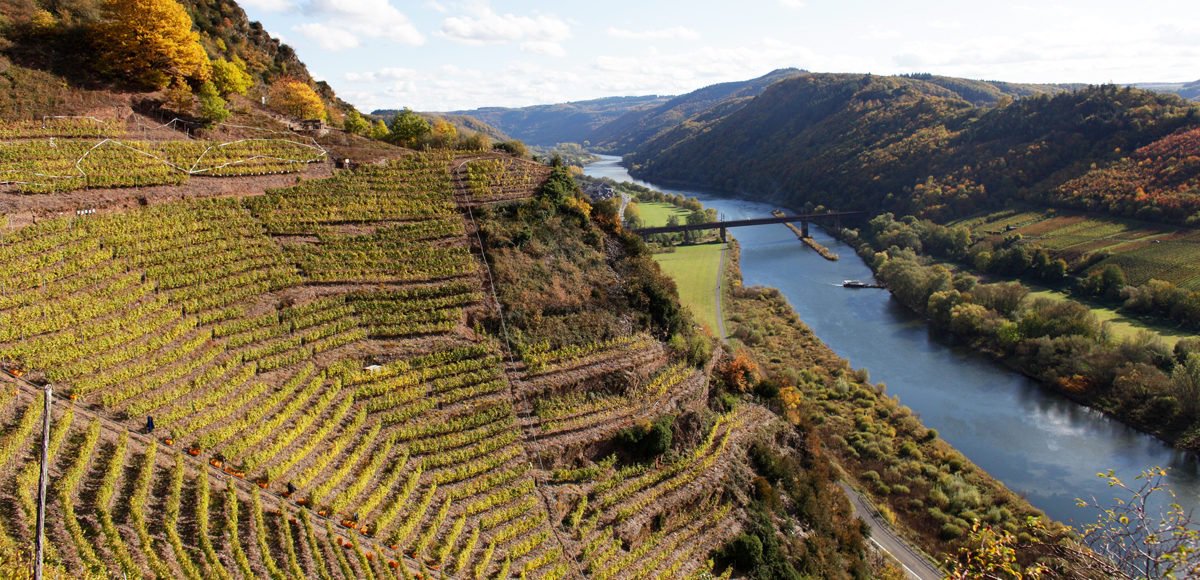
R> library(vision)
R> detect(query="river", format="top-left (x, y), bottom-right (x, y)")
top-left (585, 154), bottom-right (1200, 528)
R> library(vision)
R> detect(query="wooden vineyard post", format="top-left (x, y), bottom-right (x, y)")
top-left (34, 384), bottom-right (51, 580)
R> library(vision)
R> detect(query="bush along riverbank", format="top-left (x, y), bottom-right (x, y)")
top-left (840, 213), bottom-right (1200, 451)
top-left (718, 241), bottom-right (1109, 576)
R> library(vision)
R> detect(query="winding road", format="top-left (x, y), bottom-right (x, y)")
top-left (710, 232), bottom-right (940, 579)
top-left (839, 484), bottom-right (944, 579)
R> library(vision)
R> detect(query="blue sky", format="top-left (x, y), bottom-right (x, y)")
top-left (236, 0), bottom-right (1200, 112)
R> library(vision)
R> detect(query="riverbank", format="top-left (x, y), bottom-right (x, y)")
top-left (718, 240), bottom-right (1078, 563)
top-left (584, 155), bottom-right (1200, 533)
top-left (617, 196), bottom-right (1071, 566)
top-left (841, 222), bottom-right (1200, 452)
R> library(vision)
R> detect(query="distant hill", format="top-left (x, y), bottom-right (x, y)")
top-left (592, 72), bottom-right (1079, 156)
top-left (897, 73), bottom-right (1084, 104)
top-left (587, 68), bottom-right (808, 153)
top-left (626, 73), bottom-right (1200, 224)
top-left (1135, 80), bottom-right (1200, 101)
top-left (437, 70), bottom-right (1080, 154)
top-left (422, 94), bottom-right (670, 145)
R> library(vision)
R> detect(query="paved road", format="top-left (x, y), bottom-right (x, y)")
top-left (714, 234), bottom-right (933, 577)
top-left (838, 482), bottom-right (944, 580)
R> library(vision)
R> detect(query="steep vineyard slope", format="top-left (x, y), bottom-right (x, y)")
top-left (0, 101), bottom-right (858, 577)
top-left (0, 142), bottom-right (583, 578)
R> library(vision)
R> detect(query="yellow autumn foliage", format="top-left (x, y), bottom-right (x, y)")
top-left (267, 79), bottom-right (326, 121)
top-left (93, 0), bottom-right (211, 90)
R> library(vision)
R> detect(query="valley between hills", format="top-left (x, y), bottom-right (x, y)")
top-left (0, 1), bottom-right (1198, 579)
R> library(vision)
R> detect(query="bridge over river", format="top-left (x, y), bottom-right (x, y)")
top-left (632, 211), bottom-right (863, 241)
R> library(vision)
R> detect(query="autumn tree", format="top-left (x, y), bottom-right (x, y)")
top-left (426, 118), bottom-right (457, 148)
top-left (623, 201), bottom-right (643, 230)
top-left (267, 78), bottom-right (325, 120)
top-left (369, 119), bottom-right (391, 140)
top-left (948, 520), bottom-right (1050, 579)
top-left (343, 110), bottom-right (370, 136)
top-left (388, 108), bottom-right (431, 148)
top-left (1077, 468), bottom-right (1200, 578)
top-left (93, 0), bottom-right (211, 90)
top-left (718, 351), bottom-right (760, 393)
top-left (950, 468), bottom-right (1199, 578)
top-left (211, 57), bottom-right (253, 96)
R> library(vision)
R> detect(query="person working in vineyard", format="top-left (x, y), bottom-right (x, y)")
top-left (145, 415), bottom-right (154, 434)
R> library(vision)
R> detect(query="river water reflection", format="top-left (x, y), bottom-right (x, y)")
top-left (585, 155), bottom-right (1200, 527)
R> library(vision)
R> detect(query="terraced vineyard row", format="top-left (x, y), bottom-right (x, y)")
top-left (0, 393), bottom-right (407, 580)
top-left (0, 117), bottom-right (126, 139)
top-left (456, 155), bottom-right (552, 204)
top-left (0, 135), bottom-right (325, 193)
top-left (558, 411), bottom-right (749, 580)
top-left (0, 150), bottom-right (583, 577)
top-left (519, 335), bottom-right (656, 376)
top-left (532, 362), bottom-right (702, 440)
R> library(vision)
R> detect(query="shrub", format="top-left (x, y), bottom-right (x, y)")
top-left (613, 416), bottom-right (674, 460)
top-left (197, 82), bottom-right (230, 124)
top-left (940, 522), bottom-right (965, 540)
top-left (718, 533), bottom-right (763, 573)
top-left (718, 351), bottom-right (760, 393)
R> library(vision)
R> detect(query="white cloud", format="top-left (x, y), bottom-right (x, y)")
top-left (344, 67), bottom-right (417, 83)
top-left (521, 41), bottom-right (567, 57)
top-left (290, 0), bottom-right (1200, 113)
top-left (440, 3), bottom-right (570, 55)
top-left (343, 60), bottom-right (587, 111)
top-left (293, 0), bottom-right (425, 52)
top-left (294, 23), bottom-right (360, 51)
top-left (589, 39), bottom-right (819, 95)
top-left (239, 0), bottom-right (293, 11)
top-left (607, 26), bottom-right (699, 41)
top-left (336, 38), bottom-right (835, 112)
